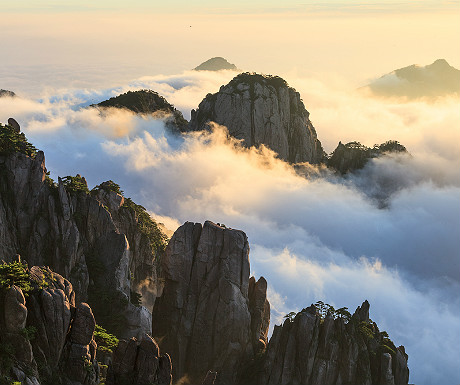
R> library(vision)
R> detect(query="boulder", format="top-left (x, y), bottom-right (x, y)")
top-left (108, 334), bottom-right (172, 385)
top-left (7, 117), bottom-right (20, 132)
top-left (4, 285), bottom-right (27, 332)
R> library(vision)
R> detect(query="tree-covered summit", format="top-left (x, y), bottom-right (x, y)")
top-left (93, 89), bottom-right (188, 130)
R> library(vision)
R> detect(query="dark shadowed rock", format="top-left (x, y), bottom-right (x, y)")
top-left (0, 137), bottom-right (167, 340)
top-left (108, 334), bottom-right (172, 385)
top-left (327, 140), bottom-right (407, 174)
top-left (71, 303), bottom-right (97, 345)
top-left (3, 285), bottom-right (27, 332)
top-left (248, 276), bottom-right (270, 351)
top-left (0, 265), bottom-right (99, 385)
top-left (152, 221), bottom-right (269, 384)
top-left (7, 118), bottom-right (20, 132)
top-left (93, 89), bottom-right (188, 132)
top-left (255, 300), bottom-right (409, 385)
top-left (0, 89), bottom-right (16, 98)
top-left (187, 73), bottom-right (325, 164)
top-left (202, 370), bottom-right (217, 384)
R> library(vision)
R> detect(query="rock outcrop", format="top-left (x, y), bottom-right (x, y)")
top-left (0, 89), bottom-right (16, 98)
top-left (327, 140), bottom-right (407, 175)
top-left (107, 334), bottom-right (172, 385)
top-left (93, 90), bottom-right (188, 132)
top-left (151, 221), bottom-right (270, 384)
top-left (255, 301), bottom-right (409, 385)
top-left (187, 73), bottom-right (325, 164)
top-left (0, 121), bottom-right (167, 339)
top-left (0, 263), bottom-right (99, 385)
top-left (194, 57), bottom-right (240, 72)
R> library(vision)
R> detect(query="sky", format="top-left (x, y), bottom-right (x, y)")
top-left (1, 1), bottom-right (460, 384)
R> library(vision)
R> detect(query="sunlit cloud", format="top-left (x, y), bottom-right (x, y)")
top-left (1, 72), bottom-right (459, 384)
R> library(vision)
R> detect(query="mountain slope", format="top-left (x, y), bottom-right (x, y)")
top-left (363, 59), bottom-right (460, 99)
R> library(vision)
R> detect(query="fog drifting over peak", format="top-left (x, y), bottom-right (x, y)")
top-left (1, 71), bottom-right (459, 384)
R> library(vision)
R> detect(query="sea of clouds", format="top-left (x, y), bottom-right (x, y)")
top-left (1, 70), bottom-right (459, 384)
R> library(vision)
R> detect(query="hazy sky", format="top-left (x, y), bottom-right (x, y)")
top-left (1, 0), bottom-right (460, 94)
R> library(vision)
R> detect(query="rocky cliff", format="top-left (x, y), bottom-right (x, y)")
top-left (187, 73), bottom-right (325, 164)
top-left (1, 118), bottom-right (409, 385)
top-left (0, 120), bottom-right (167, 338)
top-left (327, 140), bottom-right (408, 174)
top-left (0, 261), bottom-right (99, 385)
top-left (151, 221), bottom-right (270, 384)
top-left (251, 301), bottom-right (409, 385)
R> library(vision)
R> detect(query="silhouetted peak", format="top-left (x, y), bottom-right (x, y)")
top-left (194, 57), bottom-right (239, 71)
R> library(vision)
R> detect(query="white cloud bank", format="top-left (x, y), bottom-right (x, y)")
top-left (1, 71), bottom-right (459, 385)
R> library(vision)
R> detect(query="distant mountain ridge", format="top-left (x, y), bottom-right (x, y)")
top-left (363, 59), bottom-right (460, 99)
top-left (193, 57), bottom-right (240, 71)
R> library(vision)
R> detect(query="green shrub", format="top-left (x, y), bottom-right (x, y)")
top-left (0, 123), bottom-right (37, 158)
top-left (0, 261), bottom-right (32, 295)
top-left (94, 325), bottom-right (119, 354)
top-left (20, 326), bottom-right (37, 341)
top-left (61, 175), bottom-right (89, 194)
top-left (92, 180), bottom-right (123, 195)
top-left (122, 197), bottom-right (168, 254)
top-left (358, 321), bottom-right (375, 340)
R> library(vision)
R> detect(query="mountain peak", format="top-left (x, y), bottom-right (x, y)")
top-left (364, 59), bottom-right (460, 100)
top-left (193, 57), bottom-right (240, 71)
top-left (429, 58), bottom-right (450, 68)
top-left (187, 72), bottom-right (325, 164)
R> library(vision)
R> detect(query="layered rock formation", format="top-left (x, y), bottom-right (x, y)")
top-left (0, 121), bottom-right (167, 338)
top-left (327, 140), bottom-right (407, 174)
top-left (93, 90), bottom-right (188, 132)
top-left (187, 73), bottom-right (325, 164)
top-left (0, 262), bottom-right (99, 385)
top-left (255, 301), bottom-right (409, 385)
top-left (151, 221), bottom-right (270, 384)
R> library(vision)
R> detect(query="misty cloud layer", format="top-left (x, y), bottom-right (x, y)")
top-left (1, 72), bottom-right (459, 385)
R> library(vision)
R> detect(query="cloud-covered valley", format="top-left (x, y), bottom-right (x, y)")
top-left (1, 71), bottom-right (459, 384)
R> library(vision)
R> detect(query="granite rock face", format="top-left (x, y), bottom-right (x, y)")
top-left (0, 122), bottom-right (166, 339)
top-left (0, 265), bottom-right (99, 385)
top-left (256, 301), bottom-right (409, 385)
top-left (107, 334), bottom-right (172, 385)
top-left (188, 73), bottom-right (325, 164)
top-left (152, 221), bottom-right (269, 384)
